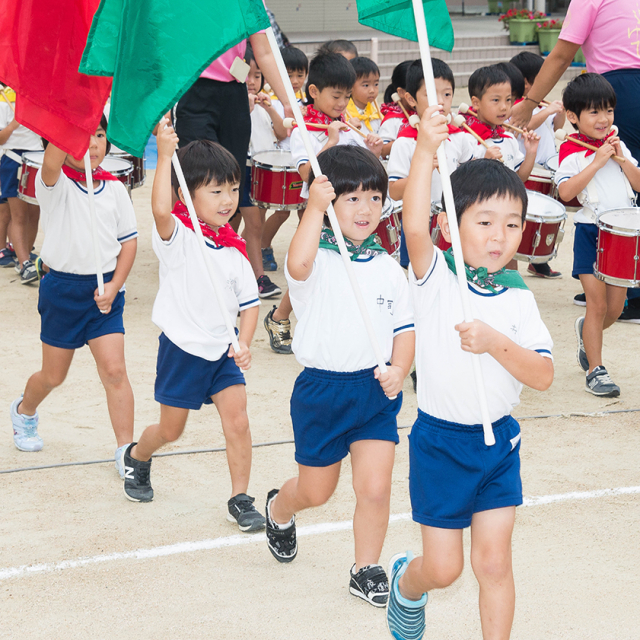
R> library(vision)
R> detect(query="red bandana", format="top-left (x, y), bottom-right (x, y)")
top-left (62, 164), bottom-right (119, 182)
top-left (558, 131), bottom-right (616, 164)
top-left (172, 201), bottom-right (249, 260)
top-left (304, 103), bottom-right (345, 134)
top-left (463, 114), bottom-right (509, 141)
top-left (380, 102), bottom-right (406, 123)
top-left (396, 121), bottom-right (462, 141)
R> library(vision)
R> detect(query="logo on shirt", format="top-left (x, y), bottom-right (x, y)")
top-left (226, 277), bottom-right (237, 290)
top-left (377, 294), bottom-right (394, 315)
top-left (510, 324), bottom-right (518, 335)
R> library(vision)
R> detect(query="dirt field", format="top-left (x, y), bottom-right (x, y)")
top-left (1, 105), bottom-right (639, 638)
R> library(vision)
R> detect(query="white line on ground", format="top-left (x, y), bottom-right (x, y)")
top-left (2, 485), bottom-right (639, 582)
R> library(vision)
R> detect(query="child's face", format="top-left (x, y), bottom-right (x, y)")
top-left (523, 78), bottom-right (533, 94)
top-left (333, 186), bottom-right (383, 245)
top-left (567, 105), bottom-right (614, 139)
top-left (440, 195), bottom-right (525, 271)
top-left (309, 85), bottom-right (351, 119)
top-left (246, 60), bottom-right (262, 95)
top-left (471, 82), bottom-right (513, 127)
top-left (66, 127), bottom-right (107, 171)
top-left (351, 73), bottom-right (380, 109)
top-left (406, 78), bottom-right (453, 118)
top-left (187, 179), bottom-right (240, 229)
top-left (287, 69), bottom-right (307, 94)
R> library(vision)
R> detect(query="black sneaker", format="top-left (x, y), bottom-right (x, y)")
top-left (227, 493), bottom-right (266, 532)
top-left (121, 443), bottom-right (153, 502)
top-left (585, 366), bottom-right (620, 397)
top-left (349, 563), bottom-right (389, 607)
top-left (265, 489), bottom-right (297, 563)
top-left (617, 303), bottom-right (640, 324)
top-left (257, 275), bottom-right (282, 298)
top-left (264, 305), bottom-right (293, 354)
top-left (527, 262), bottom-right (562, 278)
top-left (573, 293), bottom-right (586, 306)
top-left (410, 370), bottom-right (417, 393)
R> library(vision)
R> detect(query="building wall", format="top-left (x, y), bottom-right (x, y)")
top-left (267, 0), bottom-right (369, 35)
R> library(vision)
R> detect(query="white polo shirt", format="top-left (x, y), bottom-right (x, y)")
top-left (477, 133), bottom-right (524, 171)
top-left (249, 104), bottom-right (277, 157)
top-left (410, 247), bottom-right (553, 425)
top-left (516, 106), bottom-right (557, 166)
top-left (286, 248), bottom-right (414, 372)
top-left (152, 220), bottom-right (260, 361)
top-left (378, 117), bottom-right (403, 143)
top-left (36, 170), bottom-right (138, 275)
top-left (387, 132), bottom-right (477, 203)
top-left (0, 102), bottom-right (42, 151)
top-left (554, 142), bottom-right (637, 224)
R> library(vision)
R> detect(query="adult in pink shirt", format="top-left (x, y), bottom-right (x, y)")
top-left (511, 0), bottom-right (640, 160)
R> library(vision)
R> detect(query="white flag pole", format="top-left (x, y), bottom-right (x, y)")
top-left (411, 0), bottom-right (495, 445)
top-left (83, 150), bottom-right (105, 300)
top-left (263, 26), bottom-right (393, 394)
top-left (170, 151), bottom-right (241, 354)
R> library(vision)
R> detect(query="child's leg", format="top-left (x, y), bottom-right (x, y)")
top-left (19, 343), bottom-right (75, 415)
top-left (470, 507), bottom-right (516, 640)
top-left (211, 384), bottom-right (252, 497)
top-left (88, 333), bottom-right (134, 447)
top-left (0, 202), bottom-right (10, 247)
top-left (270, 462), bottom-right (341, 524)
top-left (7, 197), bottom-right (32, 265)
top-left (350, 439), bottom-right (395, 570)
top-left (26, 203), bottom-right (40, 254)
top-left (272, 288), bottom-right (293, 322)
top-left (398, 525), bottom-right (464, 600)
top-left (240, 205), bottom-right (266, 279)
top-left (261, 209), bottom-right (290, 249)
top-left (132, 404), bottom-right (190, 461)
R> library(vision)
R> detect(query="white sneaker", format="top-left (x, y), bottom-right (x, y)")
top-left (10, 396), bottom-right (43, 452)
top-left (115, 444), bottom-right (130, 479)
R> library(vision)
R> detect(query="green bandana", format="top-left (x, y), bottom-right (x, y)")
top-left (318, 227), bottom-right (387, 261)
top-left (443, 248), bottom-right (528, 293)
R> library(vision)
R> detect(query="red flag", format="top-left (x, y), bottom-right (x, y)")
top-left (0, 0), bottom-right (112, 158)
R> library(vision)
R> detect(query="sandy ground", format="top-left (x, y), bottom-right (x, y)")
top-left (1, 91), bottom-right (640, 638)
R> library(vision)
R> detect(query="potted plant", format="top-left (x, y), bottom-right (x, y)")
top-left (536, 19), bottom-right (563, 55)
top-left (499, 8), bottom-right (546, 45)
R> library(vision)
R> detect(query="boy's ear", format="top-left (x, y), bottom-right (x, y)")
top-left (471, 95), bottom-right (481, 110)
top-left (566, 109), bottom-right (578, 125)
top-left (439, 211), bottom-right (451, 243)
top-left (177, 187), bottom-right (185, 204)
top-left (307, 84), bottom-right (319, 100)
top-left (405, 92), bottom-right (418, 109)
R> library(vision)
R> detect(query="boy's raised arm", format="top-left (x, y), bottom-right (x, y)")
top-left (403, 105), bottom-right (449, 279)
top-left (152, 118), bottom-right (179, 241)
top-left (41, 141), bottom-right (68, 187)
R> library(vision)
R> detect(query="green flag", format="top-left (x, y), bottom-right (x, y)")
top-left (357, 0), bottom-right (454, 52)
top-left (80, 0), bottom-right (270, 156)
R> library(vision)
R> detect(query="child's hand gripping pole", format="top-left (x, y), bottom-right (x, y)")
top-left (83, 150), bottom-right (106, 303)
top-left (411, 0), bottom-right (495, 445)
top-left (265, 26), bottom-right (396, 400)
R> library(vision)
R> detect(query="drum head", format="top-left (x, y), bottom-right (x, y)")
top-left (253, 149), bottom-right (294, 168)
top-left (22, 151), bottom-right (45, 167)
top-left (102, 157), bottom-right (133, 176)
top-left (526, 189), bottom-right (566, 222)
top-left (544, 154), bottom-right (559, 172)
top-left (598, 208), bottom-right (640, 233)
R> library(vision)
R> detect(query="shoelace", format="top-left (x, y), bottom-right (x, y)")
top-left (20, 415), bottom-right (39, 438)
top-left (593, 370), bottom-right (614, 385)
top-left (234, 499), bottom-right (256, 514)
top-left (136, 464), bottom-right (151, 485)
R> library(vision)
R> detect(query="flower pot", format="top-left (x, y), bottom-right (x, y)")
top-left (572, 47), bottom-right (586, 66)
top-left (508, 19), bottom-right (538, 45)
top-left (537, 29), bottom-right (561, 55)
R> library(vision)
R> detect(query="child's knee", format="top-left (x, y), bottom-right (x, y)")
top-left (299, 482), bottom-right (334, 508)
top-left (99, 361), bottom-right (128, 387)
top-left (427, 558), bottom-right (464, 589)
top-left (222, 409), bottom-right (250, 440)
top-left (471, 548), bottom-right (512, 584)
top-left (42, 369), bottom-right (67, 390)
top-left (353, 478), bottom-right (391, 508)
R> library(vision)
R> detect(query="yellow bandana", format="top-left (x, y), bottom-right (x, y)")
top-left (0, 87), bottom-right (16, 103)
top-left (346, 99), bottom-right (382, 132)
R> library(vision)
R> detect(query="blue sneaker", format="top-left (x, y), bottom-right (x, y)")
top-left (262, 247), bottom-right (277, 271)
top-left (0, 246), bottom-right (16, 267)
top-left (115, 443), bottom-right (131, 479)
top-left (10, 396), bottom-right (43, 452)
top-left (386, 552), bottom-right (428, 640)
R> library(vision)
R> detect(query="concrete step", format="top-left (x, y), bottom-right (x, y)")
top-left (453, 65), bottom-right (583, 88)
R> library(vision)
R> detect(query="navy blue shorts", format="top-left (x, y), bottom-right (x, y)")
top-left (154, 333), bottom-right (245, 410)
top-left (240, 164), bottom-right (253, 207)
top-left (409, 410), bottom-right (522, 529)
top-left (0, 150), bottom-right (27, 200)
top-left (38, 270), bottom-right (125, 349)
top-left (572, 222), bottom-right (598, 280)
top-left (290, 366), bottom-right (401, 467)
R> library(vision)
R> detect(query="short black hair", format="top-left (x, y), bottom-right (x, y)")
top-left (350, 56), bottom-right (380, 80)
top-left (317, 39), bottom-right (358, 57)
top-left (281, 46), bottom-right (308, 74)
top-left (562, 72), bottom-right (617, 129)
top-left (468, 65), bottom-right (511, 99)
top-left (494, 62), bottom-right (525, 101)
top-left (305, 52), bottom-right (356, 105)
top-left (383, 60), bottom-right (414, 103)
top-left (406, 58), bottom-right (455, 100)
top-left (309, 145), bottom-right (388, 209)
top-left (42, 114), bottom-right (111, 154)
top-left (243, 43), bottom-right (264, 92)
top-left (171, 140), bottom-right (241, 197)
top-left (443, 159), bottom-right (527, 223)
top-left (509, 51), bottom-right (544, 85)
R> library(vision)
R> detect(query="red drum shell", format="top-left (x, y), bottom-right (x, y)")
top-left (18, 151), bottom-right (44, 205)
top-left (516, 190), bottom-right (566, 263)
top-left (595, 209), bottom-right (640, 286)
top-left (524, 165), bottom-right (553, 197)
top-left (546, 154), bottom-right (581, 208)
top-left (251, 150), bottom-right (304, 210)
top-left (429, 204), bottom-right (451, 251)
top-left (374, 202), bottom-right (401, 260)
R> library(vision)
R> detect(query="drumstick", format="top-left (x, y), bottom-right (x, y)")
top-left (458, 102), bottom-right (528, 136)
top-left (555, 128), bottom-right (625, 162)
top-left (282, 116), bottom-right (368, 138)
top-left (391, 93), bottom-right (421, 128)
top-left (452, 114), bottom-right (504, 163)
top-left (0, 85), bottom-right (15, 114)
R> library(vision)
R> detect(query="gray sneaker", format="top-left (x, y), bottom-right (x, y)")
top-left (10, 396), bottom-right (43, 452)
top-left (122, 443), bottom-right (153, 502)
top-left (19, 260), bottom-right (38, 285)
top-left (585, 366), bottom-right (620, 397)
top-left (227, 493), bottom-right (266, 532)
top-left (575, 317), bottom-right (589, 372)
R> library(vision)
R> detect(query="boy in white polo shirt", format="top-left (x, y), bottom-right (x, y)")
top-left (265, 145), bottom-right (414, 608)
top-left (386, 107), bottom-right (554, 640)
top-left (122, 123), bottom-right (266, 533)
top-left (10, 116), bottom-right (138, 471)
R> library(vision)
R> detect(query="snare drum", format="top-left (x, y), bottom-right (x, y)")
top-left (251, 150), bottom-right (304, 210)
top-left (524, 164), bottom-right (553, 197)
top-left (515, 190), bottom-right (566, 263)
top-left (373, 199), bottom-right (401, 260)
top-left (595, 208), bottom-right (640, 287)
top-left (18, 151), bottom-right (45, 204)
top-left (101, 157), bottom-right (134, 196)
top-left (109, 151), bottom-right (145, 188)
top-left (429, 203), bottom-right (451, 251)
top-left (546, 154), bottom-right (581, 208)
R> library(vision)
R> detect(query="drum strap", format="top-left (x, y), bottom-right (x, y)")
top-left (4, 150), bottom-right (22, 164)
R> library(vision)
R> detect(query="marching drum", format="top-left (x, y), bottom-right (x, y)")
top-left (429, 203), bottom-right (451, 251)
top-left (524, 164), bottom-right (553, 197)
top-left (250, 150), bottom-right (304, 210)
top-left (101, 157), bottom-right (134, 195)
top-left (595, 208), bottom-right (640, 287)
top-left (17, 151), bottom-right (45, 204)
top-left (373, 198), bottom-right (401, 260)
top-left (108, 151), bottom-right (145, 188)
top-left (515, 190), bottom-right (566, 263)
top-left (546, 154), bottom-right (581, 208)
